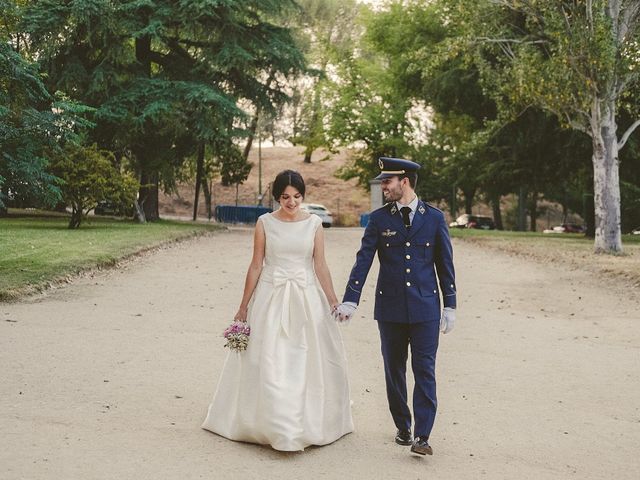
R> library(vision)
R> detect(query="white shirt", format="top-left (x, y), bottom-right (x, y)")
top-left (396, 196), bottom-right (418, 225)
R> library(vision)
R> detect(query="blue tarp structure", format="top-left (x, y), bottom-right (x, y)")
top-left (215, 205), bottom-right (272, 224)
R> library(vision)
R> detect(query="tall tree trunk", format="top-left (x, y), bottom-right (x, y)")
top-left (303, 84), bottom-right (322, 164)
top-left (135, 34), bottom-right (159, 221)
top-left (243, 71), bottom-right (274, 160)
top-left (202, 176), bottom-right (212, 220)
top-left (270, 122), bottom-right (276, 146)
top-left (517, 186), bottom-right (528, 231)
top-left (590, 99), bottom-right (622, 253)
top-left (449, 185), bottom-right (458, 219)
top-left (133, 199), bottom-right (146, 224)
top-left (529, 191), bottom-right (538, 232)
top-left (0, 184), bottom-right (8, 216)
top-left (291, 94), bottom-right (301, 143)
top-left (138, 169), bottom-right (159, 221)
top-left (490, 192), bottom-right (503, 230)
top-left (561, 187), bottom-right (569, 224)
top-left (193, 143), bottom-right (205, 221)
top-left (243, 114), bottom-right (259, 161)
top-left (462, 187), bottom-right (475, 214)
top-left (303, 145), bottom-right (313, 164)
top-left (68, 206), bottom-right (82, 229)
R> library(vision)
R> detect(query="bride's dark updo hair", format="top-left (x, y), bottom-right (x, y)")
top-left (272, 170), bottom-right (306, 200)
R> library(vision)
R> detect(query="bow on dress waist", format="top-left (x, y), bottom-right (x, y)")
top-left (262, 267), bottom-right (312, 338)
top-left (272, 268), bottom-right (307, 289)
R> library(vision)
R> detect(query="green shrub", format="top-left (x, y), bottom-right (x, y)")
top-left (51, 144), bottom-right (139, 228)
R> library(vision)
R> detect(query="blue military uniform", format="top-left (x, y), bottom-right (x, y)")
top-left (343, 157), bottom-right (456, 440)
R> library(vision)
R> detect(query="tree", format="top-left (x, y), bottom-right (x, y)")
top-left (0, 43), bottom-right (57, 212)
top-left (317, 2), bottom-right (435, 191)
top-left (360, 1), bottom-right (499, 214)
top-left (289, 0), bottom-right (361, 163)
top-left (51, 144), bottom-right (138, 229)
top-left (618, 111), bottom-right (640, 232)
top-left (22, 0), bottom-right (304, 221)
top-left (481, 109), bottom-right (593, 231)
top-left (329, 50), bottom-right (416, 189)
top-left (2, 2), bottom-right (51, 212)
top-left (0, 32), bottom-right (91, 214)
top-left (219, 144), bottom-right (252, 207)
top-left (364, 0), bottom-right (640, 241)
top-left (460, 0), bottom-right (640, 252)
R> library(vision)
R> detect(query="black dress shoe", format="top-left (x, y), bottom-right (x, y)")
top-left (410, 436), bottom-right (433, 455)
top-left (395, 429), bottom-right (413, 446)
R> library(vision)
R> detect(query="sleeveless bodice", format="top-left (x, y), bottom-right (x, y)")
top-left (260, 213), bottom-right (321, 284)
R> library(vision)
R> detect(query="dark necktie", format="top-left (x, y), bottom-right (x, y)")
top-left (400, 206), bottom-right (411, 230)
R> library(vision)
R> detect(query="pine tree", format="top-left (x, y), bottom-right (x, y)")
top-left (0, 7), bottom-right (89, 213)
top-left (22, 0), bottom-right (304, 220)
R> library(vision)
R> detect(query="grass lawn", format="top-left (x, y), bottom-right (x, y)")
top-left (0, 210), bottom-right (222, 301)
top-left (449, 228), bottom-right (640, 287)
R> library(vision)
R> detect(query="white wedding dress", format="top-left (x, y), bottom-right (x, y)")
top-left (202, 213), bottom-right (354, 451)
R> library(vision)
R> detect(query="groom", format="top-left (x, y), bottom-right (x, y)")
top-left (336, 157), bottom-right (456, 456)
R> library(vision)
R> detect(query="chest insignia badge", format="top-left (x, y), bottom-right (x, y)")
top-left (382, 229), bottom-right (397, 237)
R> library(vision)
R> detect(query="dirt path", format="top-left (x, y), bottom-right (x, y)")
top-left (2, 228), bottom-right (639, 480)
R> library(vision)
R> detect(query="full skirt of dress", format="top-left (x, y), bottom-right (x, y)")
top-left (201, 270), bottom-right (354, 451)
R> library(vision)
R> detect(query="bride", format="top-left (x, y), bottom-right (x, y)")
top-left (202, 170), bottom-right (354, 451)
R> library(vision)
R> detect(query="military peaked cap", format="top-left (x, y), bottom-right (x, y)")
top-left (375, 157), bottom-right (421, 180)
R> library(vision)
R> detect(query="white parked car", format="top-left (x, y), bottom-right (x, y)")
top-left (301, 203), bottom-right (333, 227)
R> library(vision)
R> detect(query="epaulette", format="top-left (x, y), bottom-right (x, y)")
top-left (425, 202), bottom-right (444, 214)
top-left (371, 203), bottom-right (393, 214)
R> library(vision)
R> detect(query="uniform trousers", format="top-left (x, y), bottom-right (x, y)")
top-left (377, 319), bottom-right (440, 438)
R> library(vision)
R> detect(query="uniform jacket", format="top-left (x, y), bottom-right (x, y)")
top-left (343, 200), bottom-right (456, 323)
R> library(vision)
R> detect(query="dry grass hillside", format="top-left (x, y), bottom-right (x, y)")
top-left (159, 146), bottom-right (581, 230)
top-left (159, 147), bottom-right (369, 226)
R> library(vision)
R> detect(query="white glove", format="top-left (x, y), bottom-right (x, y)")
top-left (334, 302), bottom-right (357, 324)
top-left (440, 307), bottom-right (455, 334)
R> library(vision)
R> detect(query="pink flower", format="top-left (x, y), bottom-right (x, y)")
top-left (222, 321), bottom-right (251, 352)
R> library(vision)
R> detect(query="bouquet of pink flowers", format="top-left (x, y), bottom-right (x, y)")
top-left (223, 321), bottom-right (251, 352)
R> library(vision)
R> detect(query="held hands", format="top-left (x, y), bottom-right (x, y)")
top-left (333, 302), bottom-right (357, 325)
top-left (440, 307), bottom-right (455, 334)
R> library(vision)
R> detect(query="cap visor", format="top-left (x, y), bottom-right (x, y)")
top-left (374, 173), bottom-right (395, 180)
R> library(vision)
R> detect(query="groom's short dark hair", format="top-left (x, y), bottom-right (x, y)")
top-left (272, 170), bottom-right (306, 200)
top-left (399, 173), bottom-right (418, 189)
